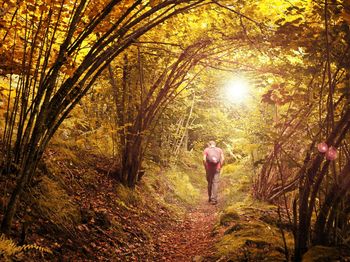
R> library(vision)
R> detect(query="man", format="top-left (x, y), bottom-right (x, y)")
top-left (203, 141), bottom-right (224, 205)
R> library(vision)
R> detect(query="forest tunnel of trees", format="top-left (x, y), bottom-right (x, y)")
top-left (1, 0), bottom-right (350, 261)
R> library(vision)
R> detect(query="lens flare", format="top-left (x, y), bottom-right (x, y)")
top-left (325, 146), bottom-right (337, 161)
top-left (224, 76), bottom-right (249, 103)
top-left (317, 142), bottom-right (328, 153)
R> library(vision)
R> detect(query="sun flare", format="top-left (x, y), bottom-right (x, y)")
top-left (224, 76), bottom-right (249, 103)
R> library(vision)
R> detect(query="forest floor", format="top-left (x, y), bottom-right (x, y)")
top-left (153, 191), bottom-right (221, 261)
top-left (0, 148), bottom-right (303, 261)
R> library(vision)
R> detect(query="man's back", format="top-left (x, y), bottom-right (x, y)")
top-left (204, 145), bottom-right (224, 170)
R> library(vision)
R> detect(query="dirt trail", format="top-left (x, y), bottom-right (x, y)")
top-left (153, 192), bottom-right (220, 262)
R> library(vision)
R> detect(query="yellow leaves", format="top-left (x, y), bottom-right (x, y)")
top-left (27, 4), bottom-right (36, 12)
top-left (0, 78), bottom-right (15, 98)
top-left (39, 4), bottom-right (49, 12)
top-left (60, 56), bottom-right (77, 77)
top-left (341, 11), bottom-right (350, 24)
top-left (60, 66), bottom-right (76, 77)
top-left (150, 0), bottom-right (162, 8)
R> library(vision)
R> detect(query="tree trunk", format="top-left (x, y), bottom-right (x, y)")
top-left (294, 108), bottom-right (350, 260)
top-left (120, 133), bottom-right (143, 188)
top-left (174, 92), bottom-right (195, 156)
top-left (1, 147), bottom-right (42, 234)
top-left (313, 161), bottom-right (350, 245)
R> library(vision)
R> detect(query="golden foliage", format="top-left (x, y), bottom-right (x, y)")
top-left (0, 234), bottom-right (22, 261)
top-left (21, 243), bottom-right (52, 254)
top-left (0, 234), bottom-right (52, 262)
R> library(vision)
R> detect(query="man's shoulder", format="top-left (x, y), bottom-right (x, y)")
top-left (217, 147), bottom-right (224, 153)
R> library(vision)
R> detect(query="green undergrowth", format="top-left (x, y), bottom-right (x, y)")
top-left (142, 150), bottom-right (205, 216)
top-left (214, 160), bottom-right (294, 261)
top-left (163, 167), bottom-right (200, 205)
top-left (173, 150), bottom-right (207, 189)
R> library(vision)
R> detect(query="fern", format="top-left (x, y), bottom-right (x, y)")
top-left (0, 235), bottom-right (22, 259)
top-left (0, 234), bottom-right (52, 261)
top-left (20, 243), bottom-right (52, 254)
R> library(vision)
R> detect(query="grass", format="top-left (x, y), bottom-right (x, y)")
top-left (29, 176), bottom-right (80, 231)
top-left (163, 167), bottom-right (201, 205)
top-left (173, 150), bottom-right (207, 189)
top-left (214, 159), bottom-right (294, 261)
top-left (219, 206), bottom-right (240, 226)
top-left (115, 184), bottom-right (141, 208)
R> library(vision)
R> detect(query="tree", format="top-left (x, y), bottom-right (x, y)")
top-left (250, 1), bottom-right (350, 259)
top-left (0, 0), bottom-right (206, 234)
top-left (107, 40), bottom-right (212, 187)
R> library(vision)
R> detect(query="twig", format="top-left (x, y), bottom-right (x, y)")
top-left (277, 206), bottom-right (289, 261)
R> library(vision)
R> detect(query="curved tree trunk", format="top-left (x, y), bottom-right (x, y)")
top-left (0, 0), bottom-right (205, 234)
top-left (313, 161), bottom-right (350, 245)
top-left (294, 108), bottom-right (350, 260)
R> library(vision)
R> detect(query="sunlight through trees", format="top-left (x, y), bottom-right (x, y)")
top-left (223, 76), bottom-right (250, 104)
top-left (1, 0), bottom-right (350, 260)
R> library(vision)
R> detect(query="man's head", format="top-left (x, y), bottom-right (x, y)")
top-left (208, 141), bottom-right (216, 147)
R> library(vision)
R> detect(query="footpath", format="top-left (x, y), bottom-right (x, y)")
top-left (153, 191), bottom-right (220, 262)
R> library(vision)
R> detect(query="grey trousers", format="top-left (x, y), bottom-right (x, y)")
top-left (206, 169), bottom-right (220, 202)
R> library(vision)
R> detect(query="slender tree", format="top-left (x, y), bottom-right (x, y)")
top-left (107, 40), bottom-right (211, 187)
top-left (0, 0), bottom-right (206, 234)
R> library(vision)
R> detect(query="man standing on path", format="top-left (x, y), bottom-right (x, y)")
top-left (203, 141), bottom-right (224, 205)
